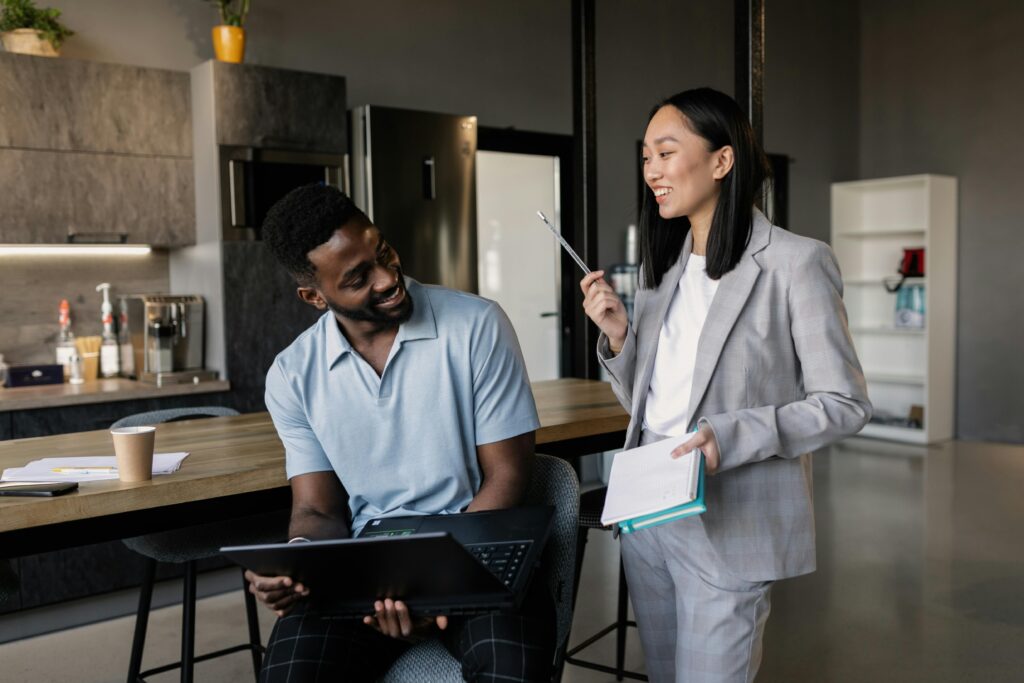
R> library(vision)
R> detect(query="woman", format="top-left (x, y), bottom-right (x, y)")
top-left (581, 87), bottom-right (871, 682)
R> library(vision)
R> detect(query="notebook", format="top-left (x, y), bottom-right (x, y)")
top-left (600, 438), bottom-right (706, 533)
top-left (221, 505), bottom-right (554, 617)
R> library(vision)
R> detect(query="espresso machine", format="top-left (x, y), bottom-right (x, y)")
top-left (120, 295), bottom-right (217, 386)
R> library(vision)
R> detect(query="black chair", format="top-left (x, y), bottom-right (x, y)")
top-left (0, 560), bottom-right (17, 606)
top-left (565, 486), bottom-right (647, 681)
top-left (113, 407), bottom-right (290, 683)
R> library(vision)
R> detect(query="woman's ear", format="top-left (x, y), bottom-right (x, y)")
top-left (297, 286), bottom-right (328, 310)
top-left (713, 145), bottom-right (735, 180)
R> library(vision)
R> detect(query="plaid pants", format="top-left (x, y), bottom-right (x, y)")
top-left (259, 579), bottom-right (556, 682)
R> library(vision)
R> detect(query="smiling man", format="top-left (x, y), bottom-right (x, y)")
top-left (249, 183), bottom-right (555, 683)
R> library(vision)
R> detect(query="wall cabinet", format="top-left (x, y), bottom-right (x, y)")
top-left (0, 53), bottom-right (195, 247)
top-left (831, 174), bottom-right (957, 444)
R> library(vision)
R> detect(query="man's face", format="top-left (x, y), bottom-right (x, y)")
top-left (301, 220), bottom-right (413, 326)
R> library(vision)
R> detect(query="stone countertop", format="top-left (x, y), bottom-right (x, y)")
top-left (0, 378), bottom-right (231, 412)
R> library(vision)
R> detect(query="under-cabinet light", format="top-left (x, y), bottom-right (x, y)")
top-left (0, 244), bottom-right (153, 256)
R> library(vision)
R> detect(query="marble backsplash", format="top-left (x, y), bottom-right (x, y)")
top-left (0, 252), bottom-right (170, 366)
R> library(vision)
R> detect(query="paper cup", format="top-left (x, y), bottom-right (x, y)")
top-left (111, 426), bottom-right (156, 482)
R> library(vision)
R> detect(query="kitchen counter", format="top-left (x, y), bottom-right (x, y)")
top-left (0, 378), bottom-right (231, 412)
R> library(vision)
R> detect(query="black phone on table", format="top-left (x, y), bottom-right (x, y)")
top-left (0, 481), bottom-right (79, 497)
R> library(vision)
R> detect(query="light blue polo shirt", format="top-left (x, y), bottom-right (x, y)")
top-left (264, 278), bottom-right (539, 536)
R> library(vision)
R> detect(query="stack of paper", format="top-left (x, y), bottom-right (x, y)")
top-left (600, 438), bottom-right (706, 533)
top-left (1, 453), bottom-right (190, 482)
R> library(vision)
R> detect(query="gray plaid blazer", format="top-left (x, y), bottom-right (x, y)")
top-left (599, 210), bottom-right (871, 581)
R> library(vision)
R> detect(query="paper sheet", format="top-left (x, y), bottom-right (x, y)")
top-left (600, 438), bottom-right (700, 526)
top-left (1, 453), bottom-right (190, 482)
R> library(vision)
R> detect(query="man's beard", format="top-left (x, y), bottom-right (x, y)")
top-left (327, 281), bottom-right (414, 326)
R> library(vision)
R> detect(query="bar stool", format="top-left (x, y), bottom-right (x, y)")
top-left (114, 407), bottom-right (290, 683)
top-left (565, 486), bottom-right (647, 681)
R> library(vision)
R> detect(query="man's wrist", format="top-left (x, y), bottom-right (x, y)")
top-left (287, 536), bottom-right (312, 544)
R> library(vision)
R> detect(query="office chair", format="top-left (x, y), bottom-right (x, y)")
top-left (113, 407), bottom-right (290, 683)
top-left (380, 453), bottom-right (580, 683)
top-left (564, 485), bottom-right (647, 681)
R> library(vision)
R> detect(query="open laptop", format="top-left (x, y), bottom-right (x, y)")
top-left (221, 505), bottom-right (554, 618)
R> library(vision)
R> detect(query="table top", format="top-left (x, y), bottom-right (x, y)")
top-left (0, 378), bottom-right (628, 538)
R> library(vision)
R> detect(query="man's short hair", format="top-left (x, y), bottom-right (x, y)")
top-left (262, 183), bottom-right (370, 285)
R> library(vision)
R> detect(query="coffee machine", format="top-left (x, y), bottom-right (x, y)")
top-left (120, 295), bottom-right (217, 386)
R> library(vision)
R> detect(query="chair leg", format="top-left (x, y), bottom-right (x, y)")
top-left (571, 526), bottom-right (589, 610)
top-left (615, 557), bottom-right (628, 681)
top-left (181, 561), bottom-right (197, 683)
top-left (242, 568), bottom-right (263, 680)
top-left (127, 558), bottom-right (157, 683)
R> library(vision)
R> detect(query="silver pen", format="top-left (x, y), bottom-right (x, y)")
top-left (535, 211), bottom-right (592, 275)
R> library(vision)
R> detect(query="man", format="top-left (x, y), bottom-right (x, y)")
top-left (248, 183), bottom-right (555, 683)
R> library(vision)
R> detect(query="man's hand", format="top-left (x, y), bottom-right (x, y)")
top-left (245, 570), bottom-right (310, 617)
top-left (671, 424), bottom-right (721, 474)
top-left (362, 598), bottom-right (449, 641)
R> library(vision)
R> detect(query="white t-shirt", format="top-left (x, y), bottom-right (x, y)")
top-left (643, 253), bottom-right (720, 436)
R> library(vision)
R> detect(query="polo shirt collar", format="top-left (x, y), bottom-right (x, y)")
top-left (324, 277), bottom-right (437, 366)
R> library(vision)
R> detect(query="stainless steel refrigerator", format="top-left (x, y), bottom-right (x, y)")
top-left (349, 105), bottom-right (478, 293)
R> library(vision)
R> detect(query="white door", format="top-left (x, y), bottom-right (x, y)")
top-left (475, 151), bottom-right (561, 381)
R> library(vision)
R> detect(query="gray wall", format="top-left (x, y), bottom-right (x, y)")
top-left (33, 1), bottom-right (1017, 442)
top-left (859, 0), bottom-right (1024, 442)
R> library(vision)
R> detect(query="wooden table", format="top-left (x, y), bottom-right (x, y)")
top-left (0, 379), bottom-right (627, 558)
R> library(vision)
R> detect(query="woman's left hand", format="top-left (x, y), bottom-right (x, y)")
top-left (671, 425), bottom-right (721, 474)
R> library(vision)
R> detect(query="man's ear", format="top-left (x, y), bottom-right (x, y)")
top-left (713, 145), bottom-right (735, 181)
top-left (297, 286), bottom-right (328, 310)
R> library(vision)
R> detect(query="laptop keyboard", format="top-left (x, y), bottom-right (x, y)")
top-left (465, 541), bottom-right (531, 588)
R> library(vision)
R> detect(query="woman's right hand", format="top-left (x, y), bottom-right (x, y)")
top-left (581, 270), bottom-right (628, 354)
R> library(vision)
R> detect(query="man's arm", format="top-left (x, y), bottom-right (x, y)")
top-left (466, 431), bottom-right (535, 512)
top-left (247, 472), bottom-right (350, 616)
top-left (288, 471), bottom-right (351, 539)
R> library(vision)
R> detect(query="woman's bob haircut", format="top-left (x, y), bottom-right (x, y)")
top-left (639, 87), bottom-right (772, 289)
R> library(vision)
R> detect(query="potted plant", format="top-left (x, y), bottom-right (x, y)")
top-left (206, 0), bottom-right (250, 64)
top-left (0, 0), bottom-right (73, 57)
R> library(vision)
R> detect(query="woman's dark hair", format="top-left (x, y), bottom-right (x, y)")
top-left (262, 183), bottom-right (370, 285)
top-left (638, 87), bottom-right (772, 288)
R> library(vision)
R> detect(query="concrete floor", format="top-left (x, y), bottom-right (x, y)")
top-left (1, 436), bottom-right (1023, 681)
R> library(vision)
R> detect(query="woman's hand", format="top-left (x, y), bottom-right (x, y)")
top-left (580, 270), bottom-right (629, 353)
top-left (671, 424), bottom-right (721, 474)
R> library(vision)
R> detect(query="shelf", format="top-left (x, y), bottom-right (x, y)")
top-left (844, 277), bottom-right (926, 286)
top-left (850, 326), bottom-right (926, 336)
top-left (834, 229), bottom-right (926, 239)
top-left (864, 372), bottom-right (925, 385)
top-left (859, 422), bottom-right (928, 444)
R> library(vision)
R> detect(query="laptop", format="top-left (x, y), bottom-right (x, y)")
top-left (221, 505), bottom-right (554, 618)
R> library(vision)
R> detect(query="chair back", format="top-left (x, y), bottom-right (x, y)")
top-left (111, 406), bottom-right (239, 429)
top-left (381, 453), bottom-right (580, 682)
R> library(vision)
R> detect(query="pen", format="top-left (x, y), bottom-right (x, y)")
top-left (51, 467), bottom-right (117, 474)
top-left (535, 211), bottom-right (592, 275)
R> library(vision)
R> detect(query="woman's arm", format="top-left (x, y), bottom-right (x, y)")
top-left (698, 241), bottom-right (871, 472)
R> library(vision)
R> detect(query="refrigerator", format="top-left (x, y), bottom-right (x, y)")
top-left (349, 105), bottom-right (564, 381)
top-left (349, 105), bottom-right (479, 293)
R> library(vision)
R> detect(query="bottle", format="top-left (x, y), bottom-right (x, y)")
top-left (96, 283), bottom-right (120, 378)
top-left (0, 353), bottom-right (8, 388)
top-left (117, 296), bottom-right (135, 378)
top-left (56, 299), bottom-right (77, 381)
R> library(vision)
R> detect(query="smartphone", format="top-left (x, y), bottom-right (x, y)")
top-left (0, 481), bottom-right (79, 497)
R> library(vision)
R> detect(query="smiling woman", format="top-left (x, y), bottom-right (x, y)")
top-left (580, 87), bottom-right (870, 682)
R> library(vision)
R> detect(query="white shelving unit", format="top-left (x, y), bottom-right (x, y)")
top-left (831, 174), bottom-right (957, 444)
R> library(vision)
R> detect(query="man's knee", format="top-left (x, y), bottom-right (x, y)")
top-left (454, 612), bottom-right (555, 683)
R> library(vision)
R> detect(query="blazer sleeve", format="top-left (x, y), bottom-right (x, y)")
top-left (597, 326), bottom-right (637, 413)
top-left (699, 241), bottom-right (872, 471)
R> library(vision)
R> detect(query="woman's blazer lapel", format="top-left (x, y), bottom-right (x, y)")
top-left (684, 214), bottom-right (772, 425)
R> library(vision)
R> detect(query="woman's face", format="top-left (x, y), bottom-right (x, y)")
top-left (642, 105), bottom-right (732, 222)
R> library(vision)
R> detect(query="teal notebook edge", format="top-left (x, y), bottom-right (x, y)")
top-left (617, 455), bottom-right (706, 534)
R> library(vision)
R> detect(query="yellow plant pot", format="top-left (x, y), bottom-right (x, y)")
top-left (0, 28), bottom-right (59, 57)
top-left (212, 25), bottom-right (245, 63)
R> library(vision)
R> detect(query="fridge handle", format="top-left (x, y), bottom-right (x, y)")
top-left (422, 156), bottom-right (436, 200)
